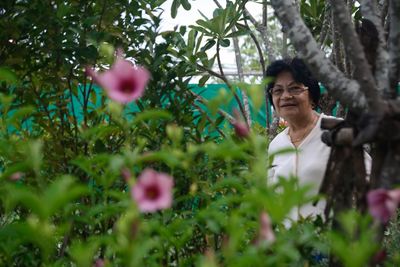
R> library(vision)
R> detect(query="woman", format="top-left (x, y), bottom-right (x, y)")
top-left (267, 58), bottom-right (335, 221)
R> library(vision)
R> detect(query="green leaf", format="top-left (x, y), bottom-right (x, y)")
top-left (43, 175), bottom-right (88, 217)
top-left (70, 240), bottom-right (100, 267)
top-left (181, 0), bottom-right (191, 10)
top-left (171, 0), bottom-right (180, 19)
top-left (189, 25), bottom-right (211, 35)
top-left (187, 29), bottom-right (196, 55)
top-left (225, 29), bottom-right (249, 38)
top-left (201, 39), bottom-right (216, 51)
top-left (7, 106), bottom-right (35, 127)
top-left (194, 33), bottom-right (204, 53)
top-left (132, 109), bottom-right (173, 125)
top-left (198, 75), bottom-right (210, 87)
top-left (0, 67), bottom-right (19, 86)
top-left (27, 140), bottom-right (43, 176)
top-left (3, 185), bottom-right (45, 219)
top-left (220, 38), bottom-right (230, 47)
top-left (196, 19), bottom-right (214, 31)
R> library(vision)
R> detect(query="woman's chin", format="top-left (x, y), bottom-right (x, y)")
top-left (278, 108), bottom-right (299, 118)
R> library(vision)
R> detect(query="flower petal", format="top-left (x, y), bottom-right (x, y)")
top-left (131, 169), bottom-right (174, 213)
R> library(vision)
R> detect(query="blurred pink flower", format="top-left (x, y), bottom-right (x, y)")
top-left (121, 168), bottom-right (131, 182)
top-left (92, 259), bottom-right (105, 267)
top-left (279, 119), bottom-right (288, 128)
top-left (367, 188), bottom-right (400, 223)
top-left (9, 172), bottom-right (23, 181)
top-left (131, 169), bottom-right (174, 213)
top-left (86, 58), bottom-right (150, 104)
top-left (233, 121), bottom-right (250, 138)
top-left (258, 211), bottom-right (275, 243)
top-left (232, 109), bottom-right (249, 138)
top-left (372, 249), bottom-right (387, 265)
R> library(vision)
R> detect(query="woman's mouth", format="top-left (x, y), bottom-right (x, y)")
top-left (280, 103), bottom-right (297, 107)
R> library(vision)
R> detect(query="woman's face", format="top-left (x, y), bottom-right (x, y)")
top-left (271, 71), bottom-right (314, 121)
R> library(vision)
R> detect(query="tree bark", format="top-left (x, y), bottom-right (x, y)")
top-left (388, 0), bottom-right (400, 96)
top-left (360, 0), bottom-right (390, 95)
top-left (329, 0), bottom-right (384, 113)
top-left (270, 0), bottom-right (368, 112)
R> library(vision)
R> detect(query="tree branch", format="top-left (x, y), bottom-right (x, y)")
top-left (191, 101), bottom-right (226, 138)
top-left (231, 25), bottom-right (252, 126)
top-left (216, 41), bottom-right (225, 77)
top-left (388, 0), bottom-right (400, 96)
top-left (188, 90), bottom-right (235, 124)
top-left (317, 3), bottom-right (331, 47)
top-left (360, 0), bottom-right (390, 95)
top-left (329, 0), bottom-right (384, 113)
top-left (270, 0), bottom-right (368, 112)
top-left (195, 63), bottom-right (247, 126)
top-left (240, 20), bottom-right (266, 76)
top-left (243, 7), bottom-right (275, 63)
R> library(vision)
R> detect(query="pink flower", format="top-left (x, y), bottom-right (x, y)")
top-left (121, 168), bottom-right (131, 182)
top-left (9, 172), bottom-right (23, 181)
top-left (86, 58), bottom-right (150, 104)
top-left (234, 121), bottom-right (250, 138)
top-left (367, 188), bottom-right (400, 223)
top-left (131, 169), bottom-right (174, 213)
top-left (92, 259), bottom-right (105, 267)
top-left (279, 119), bottom-right (288, 127)
top-left (372, 249), bottom-right (387, 265)
top-left (232, 109), bottom-right (249, 138)
top-left (258, 211), bottom-right (275, 243)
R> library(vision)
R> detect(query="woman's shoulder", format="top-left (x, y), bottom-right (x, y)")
top-left (269, 128), bottom-right (290, 152)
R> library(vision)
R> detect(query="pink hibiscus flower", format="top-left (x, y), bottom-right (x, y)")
top-left (131, 169), bottom-right (174, 213)
top-left (86, 58), bottom-right (150, 104)
top-left (367, 188), bottom-right (400, 223)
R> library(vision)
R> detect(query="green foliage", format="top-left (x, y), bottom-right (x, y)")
top-left (300, 0), bottom-right (326, 37)
top-left (328, 211), bottom-right (379, 267)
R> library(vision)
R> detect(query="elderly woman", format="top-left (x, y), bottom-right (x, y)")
top-left (267, 58), bottom-right (336, 221)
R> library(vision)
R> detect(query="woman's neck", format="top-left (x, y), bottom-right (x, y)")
top-left (287, 111), bottom-right (318, 133)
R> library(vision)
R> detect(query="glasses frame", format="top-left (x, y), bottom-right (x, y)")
top-left (269, 85), bottom-right (309, 97)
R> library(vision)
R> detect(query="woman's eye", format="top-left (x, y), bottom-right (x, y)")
top-left (289, 87), bottom-right (301, 92)
top-left (273, 88), bottom-right (283, 94)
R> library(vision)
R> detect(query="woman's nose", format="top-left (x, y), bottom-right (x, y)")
top-left (280, 89), bottom-right (292, 99)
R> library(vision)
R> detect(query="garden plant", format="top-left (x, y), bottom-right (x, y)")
top-left (0, 0), bottom-right (400, 266)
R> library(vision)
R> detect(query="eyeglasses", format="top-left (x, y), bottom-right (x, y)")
top-left (269, 86), bottom-right (308, 97)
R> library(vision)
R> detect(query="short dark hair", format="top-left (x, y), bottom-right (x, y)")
top-left (266, 57), bottom-right (320, 108)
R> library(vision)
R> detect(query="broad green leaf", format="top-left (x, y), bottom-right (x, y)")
top-left (220, 38), bottom-right (230, 47)
top-left (187, 29), bottom-right (196, 55)
top-left (0, 67), bottom-right (19, 86)
top-left (201, 39), bottom-right (216, 51)
top-left (181, 0), bottom-right (191, 10)
top-left (198, 75), bottom-right (210, 87)
top-left (132, 109), bottom-right (172, 125)
top-left (70, 240), bottom-right (100, 267)
top-left (3, 185), bottom-right (45, 219)
top-left (171, 0), bottom-right (180, 19)
top-left (194, 33), bottom-right (204, 53)
top-left (43, 175), bottom-right (88, 217)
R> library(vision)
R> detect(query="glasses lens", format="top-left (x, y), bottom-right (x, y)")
top-left (288, 86), bottom-right (304, 95)
top-left (271, 88), bottom-right (283, 96)
top-left (271, 86), bottom-right (307, 96)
